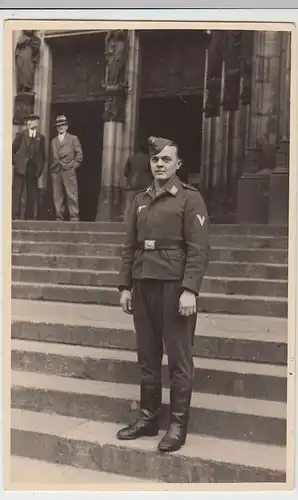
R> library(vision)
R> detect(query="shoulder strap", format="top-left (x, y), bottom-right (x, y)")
top-left (181, 182), bottom-right (198, 192)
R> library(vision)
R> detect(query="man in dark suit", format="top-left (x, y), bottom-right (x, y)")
top-left (12, 114), bottom-right (46, 220)
top-left (123, 141), bottom-right (152, 224)
top-left (50, 115), bottom-right (83, 221)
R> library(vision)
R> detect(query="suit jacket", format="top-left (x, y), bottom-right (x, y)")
top-left (50, 133), bottom-right (83, 173)
top-left (12, 130), bottom-right (46, 177)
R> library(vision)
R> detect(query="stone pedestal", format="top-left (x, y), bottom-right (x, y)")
top-left (13, 92), bottom-right (35, 125)
top-left (268, 170), bottom-right (289, 225)
top-left (268, 141), bottom-right (290, 225)
top-left (237, 171), bottom-right (270, 224)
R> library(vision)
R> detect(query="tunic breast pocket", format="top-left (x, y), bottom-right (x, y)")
top-left (155, 197), bottom-right (184, 228)
top-left (164, 249), bottom-right (186, 261)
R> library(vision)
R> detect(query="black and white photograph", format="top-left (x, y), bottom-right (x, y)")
top-left (4, 20), bottom-right (296, 489)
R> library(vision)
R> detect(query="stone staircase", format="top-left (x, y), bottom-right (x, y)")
top-left (10, 220), bottom-right (288, 483)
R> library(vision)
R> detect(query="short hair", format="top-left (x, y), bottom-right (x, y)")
top-left (167, 140), bottom-right (181, 160)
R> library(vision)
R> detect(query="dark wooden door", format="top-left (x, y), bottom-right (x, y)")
top-left (138, 95), bottom-right (203, 183)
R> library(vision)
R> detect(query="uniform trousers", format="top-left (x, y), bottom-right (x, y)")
top-left (12, 162), bottom-right (38, 220)
top-left (52, 167), bottom-right (79, 221)
top-left (132, 279), bottom-right (197, 426)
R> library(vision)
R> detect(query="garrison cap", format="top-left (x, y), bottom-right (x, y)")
top-left (148, 136), bottom-right (175, 157)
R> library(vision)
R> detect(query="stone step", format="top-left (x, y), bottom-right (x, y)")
top-left (12, 241), bottom-right (288, 263)
top-left (11, 369), bottom-right (286, 446)
top-left (11, 340), bottom-right (287, 403)
top-left (11, 230), bottom-right (288, 249)
top-left (11, 300), bottom-right (288, 365)
top-left (10, 456), bottom-right (156, 486)
top-left (11, 266), bottom-right (288, 298)
top-left (11, 220), bottom-right (288, 236)
top-left (11, 409), bottom-right (286, 483)
top-left (11, 320), bottom-right (287, 366)
top-left (11, 253), bottom-right (289, 279)
top-left (11, 282), bottom-right (288, 317)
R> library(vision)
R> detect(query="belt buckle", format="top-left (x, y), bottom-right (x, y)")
top-left (144, 239), bottom-right (156, 250)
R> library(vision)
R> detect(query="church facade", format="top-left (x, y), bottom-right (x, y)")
top-left (12, 28), bottom-right (291, 224)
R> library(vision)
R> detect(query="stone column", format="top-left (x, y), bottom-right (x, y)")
top-left (200, 31), bottom-right (224, 218)
top-left (235, 32), bottom-right (254, 171)
top-left (121, 30), bottom-right (141, 213)
top-left (268, 31), bottom-right (291, 225)
top-left (34, 33), bottom-right (53, 220)
top-left (209, 60), bottom-right (225, 219)
top-left (200, 46), bottom-right (211, 193)
top-left (123, 30), bottom-right (141, 164)
top-left (221, 31), bottom-right (242, 218)
top-left (12, 30), bottom-right (23, 138)
top-left (96, 30), bottom-right (129, 221)
top-left (236, 30), bottom-right (282, 224)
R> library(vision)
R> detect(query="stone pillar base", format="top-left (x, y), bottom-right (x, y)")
top-left (96, 186), bottom-right (124, 221)
top-left (236, 171), bottom-right (270, 224)
top-left (268, 170), bottom-right (289, 225)
top-left (13, 92), bottom-right (35, 125)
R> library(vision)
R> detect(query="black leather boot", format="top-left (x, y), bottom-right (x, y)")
top-left (157, 417), bottom-right (187, 452)
top-left (158, 387), bottom-right (191, 453)
top-left (117, 382), bottom-right (161, 440)
top-left (117, 414), bottom-right (159, 440)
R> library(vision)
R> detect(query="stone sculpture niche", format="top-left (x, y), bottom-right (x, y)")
top-left (13, 30), bottom-right (41, 125)
top-left (102, 30), bottom-right (129, 123)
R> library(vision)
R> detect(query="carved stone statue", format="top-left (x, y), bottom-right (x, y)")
top-left (102, 30), bottom-right (128, 123)
top-left (15, 30), bottom-right (41, 93)
top-left (222, 31), bottom-right (242, 111)
top-left (205, 31), bottom-right (223, 118)
top-left (105, 30), bottom-right (128, 87)
top-left (240, 31), bottom-right (253, 106)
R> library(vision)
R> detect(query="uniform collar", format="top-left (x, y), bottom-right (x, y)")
top-left (146, 175), bottom-right (181, 197)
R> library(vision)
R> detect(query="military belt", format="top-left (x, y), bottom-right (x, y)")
top-left (137, 239), bottom-right (185, 251)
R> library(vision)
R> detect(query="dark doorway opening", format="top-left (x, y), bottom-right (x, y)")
top-left (138, 95), bottom-right (203, 183)
top-left (51, 101), bottom-right (104, 221)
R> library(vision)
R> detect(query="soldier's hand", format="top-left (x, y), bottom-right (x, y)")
top-left (120, 289), bottom-right (133, 314)
top-left (179, 290), bottom-right (197, 316)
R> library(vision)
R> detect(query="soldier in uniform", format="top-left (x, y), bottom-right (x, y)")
top-left (117, 136), bottom-right (210, 452)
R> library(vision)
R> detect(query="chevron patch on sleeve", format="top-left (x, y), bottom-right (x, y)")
top-left (196, 214), bottom-right (206, 226)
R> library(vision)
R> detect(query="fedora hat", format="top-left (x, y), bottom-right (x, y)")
top-left (55, 114), bottom-right (68, 127)
top-left (25, 114), bottom-right (40, 122)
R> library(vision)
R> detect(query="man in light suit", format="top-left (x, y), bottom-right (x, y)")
top-left (12, 114), bottom-right (46, 220)
top-left (50, 115), bottom-right (83, 221)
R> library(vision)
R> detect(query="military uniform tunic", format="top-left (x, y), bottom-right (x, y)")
top-left (118, 174), bottom-right (210, 425)
top-left (118, 174), bottom-right (210, 292)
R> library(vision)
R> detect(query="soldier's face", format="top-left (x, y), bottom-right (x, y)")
top-left (150, 145), bottom-right (182, 182)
